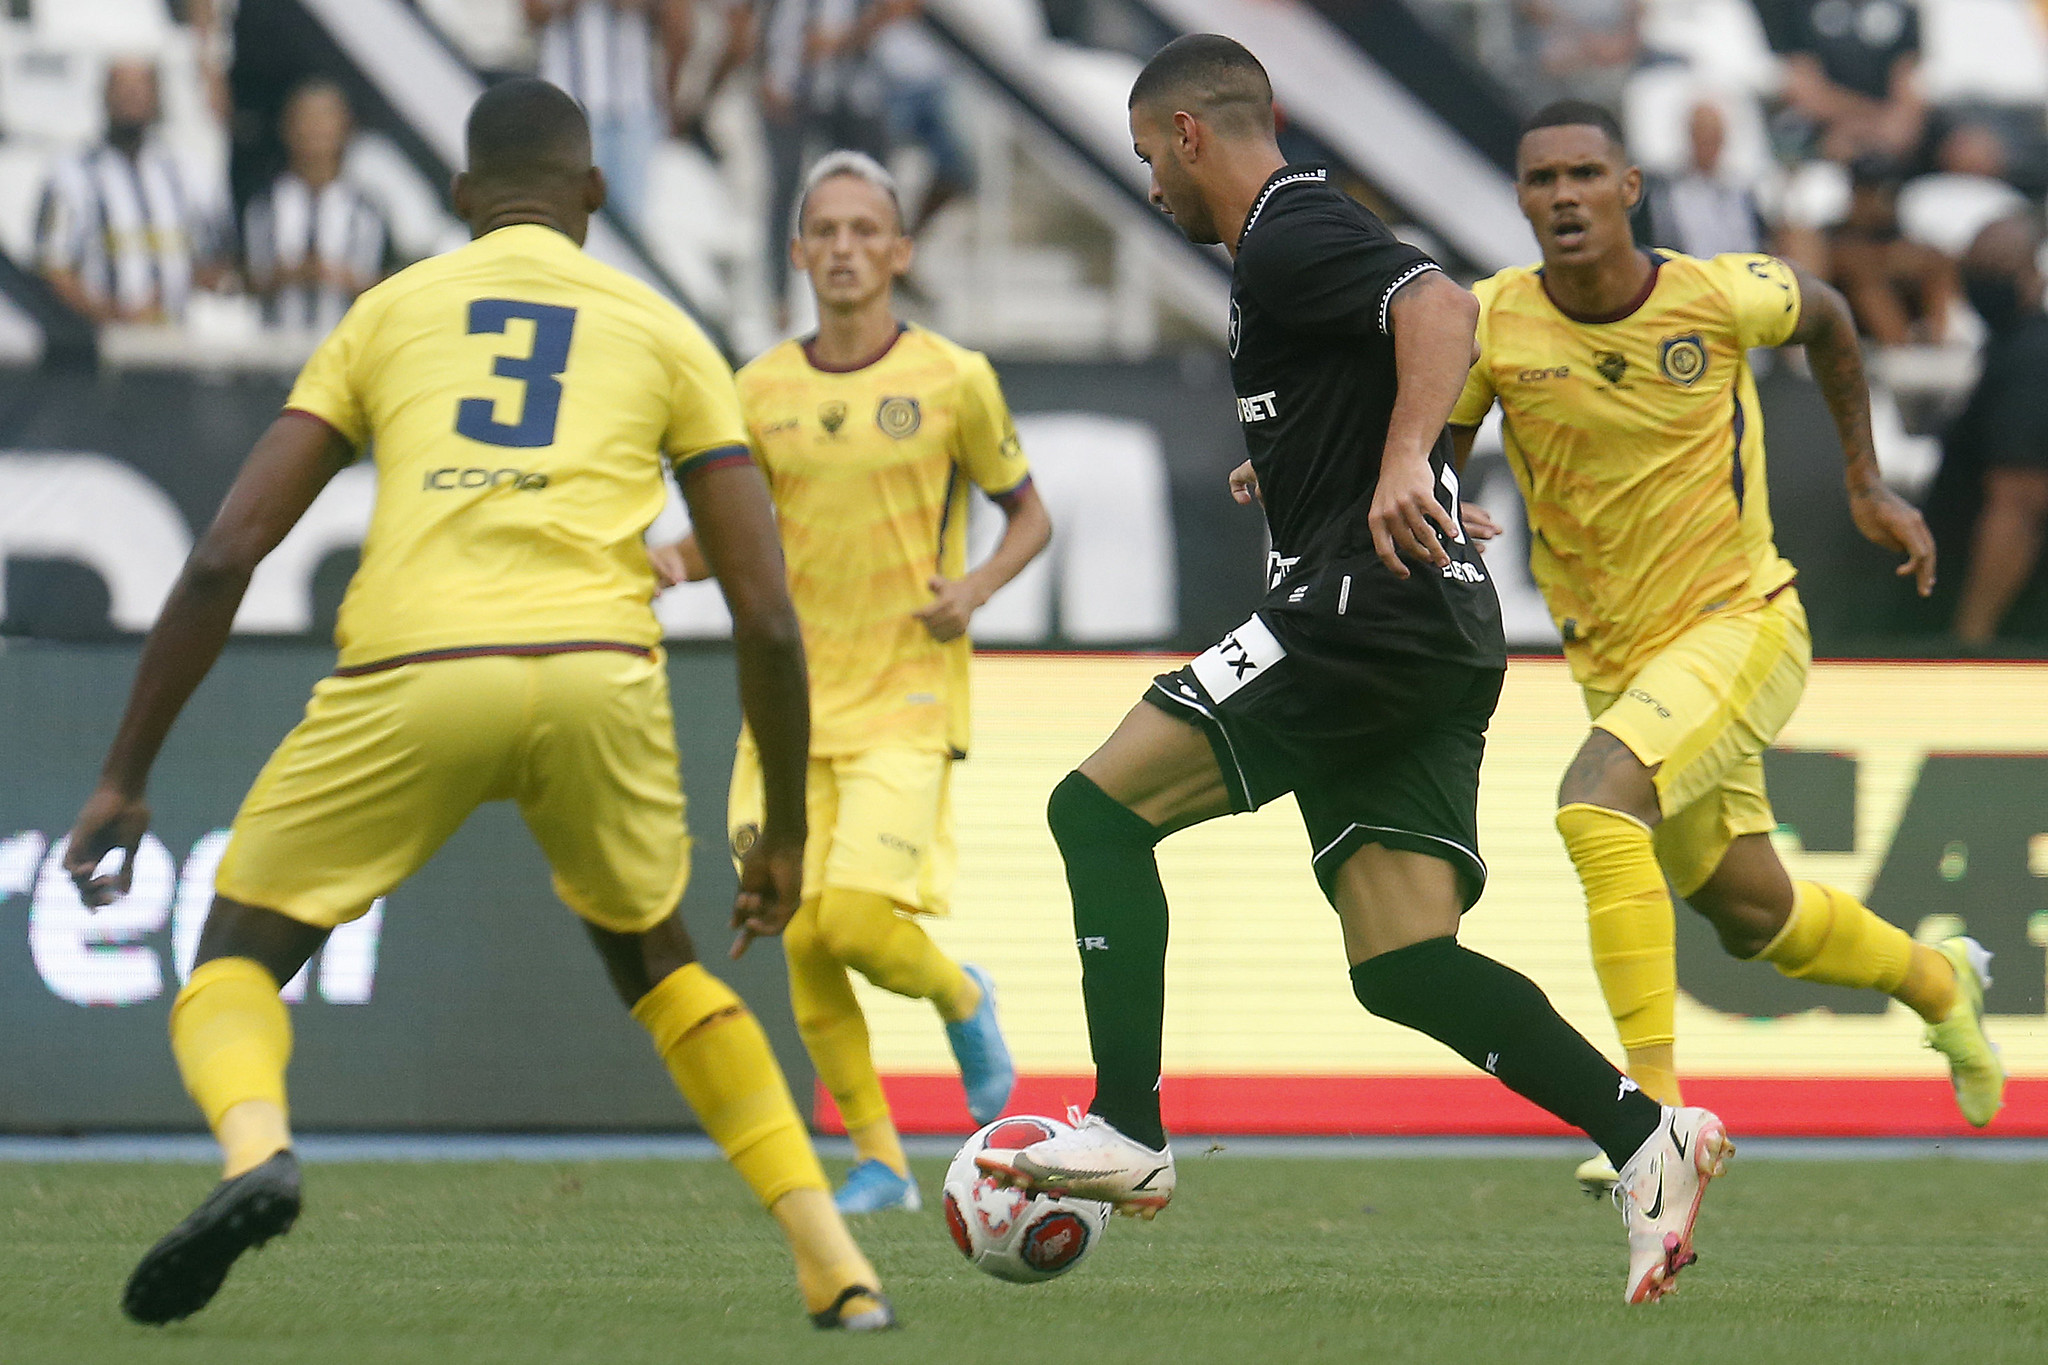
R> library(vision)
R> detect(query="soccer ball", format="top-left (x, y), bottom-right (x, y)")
top-left (942, 1116), bottom-right (1110, 1284)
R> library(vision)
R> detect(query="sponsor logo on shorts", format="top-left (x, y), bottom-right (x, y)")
top-left (1236, 390), bottom-right (1279, 424)
top-left (422, 467), bottom-right (550, 491)
top-left (1189, 615), bottom-right (1286, 703)
top-left (878, 832), bottom-right (921, 858)
top-left (1442, 560), bottom-right (1485, 584)
top-left (1626, 687), bottom-right (1672, 719)
top-left (730, 822), bottom-right (760, 858)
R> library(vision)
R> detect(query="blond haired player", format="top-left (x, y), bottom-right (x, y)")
top-left (658, 152), bottom-right (1051, 1214)
top-left (1447, 100), bottom-right (2003, 1192)
top-left (63, 80), bottom-right (893, 1331)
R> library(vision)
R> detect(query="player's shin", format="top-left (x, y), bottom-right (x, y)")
top-left (1756, 882), bottom-right (1954, 1018)
top-left (169, 958), bottom-right (295, 1178)
top-left (1350, 937), bottom-right (1663, 1169)
top-left (631, 963), bottom-right (884, 1313)
top-left (1048, 771), bottom-right (1170, 1151)
top-left (1557, 803), bottom-right (1683, 1106)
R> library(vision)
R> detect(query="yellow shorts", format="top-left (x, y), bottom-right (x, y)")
top-left (216, 648), bottom-right (689, 934)
top-left (728, 741), bottom-right (955, 915)
top-left (1584, 588), bottom-right (1810, 897)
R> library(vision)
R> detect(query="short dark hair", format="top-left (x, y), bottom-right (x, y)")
top-left (465, 77), bottom-right (590, 183)
top-left (1520, 99), bottom-right (1626, 151)
top-left (1128, 33), bottom-right (1274, 137)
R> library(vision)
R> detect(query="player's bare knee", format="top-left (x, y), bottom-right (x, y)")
top-left (1555, 730), bottom-right (1660, 825)
top-left (585, 912), bottom-right (697, 1008)
top-left (193, 896), bottom-right (329, 988)
top-left (1686, 889), bottom-right (1782, 960)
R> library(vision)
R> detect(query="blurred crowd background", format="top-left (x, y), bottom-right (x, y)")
top-left (2, 0), bottom-right (2047, 649)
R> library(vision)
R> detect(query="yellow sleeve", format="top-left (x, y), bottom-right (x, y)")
top-left (1708, 253), bottom-right (1802, 350)
top-left (283, 298), bottom-right (374, 447)
top-left (1449, 275), bottom-right (1499, 428)
top-left (954, 352), bottom-right (1030, 496)
top-left (663, 316), bottom-right (752, 475)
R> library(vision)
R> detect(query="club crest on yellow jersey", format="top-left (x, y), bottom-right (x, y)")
top-left (877, 395), bottom-right (921, 438)
top-left (1660, 333), bottom-right (1708, 386)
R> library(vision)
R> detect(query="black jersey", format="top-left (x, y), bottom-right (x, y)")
top-left (1230, 164), bottom-right (1504, 670)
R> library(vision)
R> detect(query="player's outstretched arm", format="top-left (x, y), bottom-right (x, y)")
top-left (1371, 271), bottom-right (1478, 578)
top-left (680, 457), bottom-right (810, 956)
top-left (65, 411), bottom-right (353, 905)
top-left (914, 480), bottom-right (1051, 642)
top-left (1786, 264), bottom-right (1936, 597)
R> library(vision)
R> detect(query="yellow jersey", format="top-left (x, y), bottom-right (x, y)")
top-left (286, 223), bottom-right (749, 671)
top-left (736, 325), bottom-right (1030, 757)
top-left (1451, 250), bottom-right (1802, 690)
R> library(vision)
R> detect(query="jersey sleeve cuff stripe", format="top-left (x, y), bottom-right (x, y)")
top-left (1378, 262), bottom-right (1443, 335)
top-left (987, 473), bottom-right (1033, 504)
top-left (671, 443), bottom-right (753, 477)
top-left (281, 407), bottom-right (350, 442)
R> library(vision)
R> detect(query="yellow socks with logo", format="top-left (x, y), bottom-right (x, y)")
top-left (814, 887), bottom-right (980, 1022)
top-left (170, 957), bottom-right (295, 1179)
top-left (1556, 803), bottom-right (1683, 1106)
top-left (1757, 882), bottom-right (1957, 1024)
top-left (631, 962), bottom-right (880, 1316)
top-left (631, 963), bottom-right (827, 1208)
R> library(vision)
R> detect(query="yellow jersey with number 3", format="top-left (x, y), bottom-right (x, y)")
top-left (284, 223), bottom-right (750, 670)
top-left (735, 326), bottom-right (1030, 758)
top-left (1451, 250), bottom-right (1802, 691)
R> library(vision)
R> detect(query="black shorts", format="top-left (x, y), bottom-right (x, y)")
top-left (1145, 613), bottom-right (1504, 909)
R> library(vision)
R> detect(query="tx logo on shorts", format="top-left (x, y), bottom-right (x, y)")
top-left (730, 823), bottom-right (760, 858)
top-left (1660, 333), bottom-right (1708, 386)
top-left (876, 396), bottom-right (921, 438)
top-left (878, 832), bottom-right (921, 858)
top-left (1189, 615), bottom-right (1286, 703)
top-left (818, 400), bottom-right (847, 435)
top-left (1594, 350), bottom-right (1628, 385)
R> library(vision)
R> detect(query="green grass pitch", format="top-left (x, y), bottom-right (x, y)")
top-left (4, 1155), bottom-right (2045, 1364)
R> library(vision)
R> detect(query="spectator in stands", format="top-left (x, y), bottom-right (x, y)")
top-left (1513, 0), bottom-right (1642, 110)
top-left (1778, 0), bottom-right (1925, 163)
top-left (1898, 123), bottom-right (2032, 259)
top-left (527, 0), bottom-right (694, 228)
top-left (1636, 99), bottom-right (1766, 258)
top-left (1825, 155), bottom-right (1954, 344)
top-left (242, 79), bottom-right (391, 334)
top-left (817, 2), bottom-right (970, 231)
top-left (34, 58), bottom-right (225, 325)
top-left (1946, 216), bottom-right (2048, 646)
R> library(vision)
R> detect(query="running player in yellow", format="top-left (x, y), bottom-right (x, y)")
top-left (1448, 100), bottom-right (2004, 1190)
top-left (62, 80), bottom-right (893, 1331)
top-left (657, 151), bottom-right (1051, 1215)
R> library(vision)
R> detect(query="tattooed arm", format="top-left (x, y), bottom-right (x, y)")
top-left (1785, 265), bottom-right (1936, 596)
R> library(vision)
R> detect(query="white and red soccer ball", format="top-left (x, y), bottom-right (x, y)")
top-left (942, 1116), bottom-right (1111, 1284)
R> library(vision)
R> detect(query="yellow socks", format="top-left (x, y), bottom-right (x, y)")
top-left (169, 957), bottom-right (295, 1178)
top-left (1556, 803), bottom-right (1683, 1106)
top-left (1758, 882), bottom-right (1956, 1023)
top-left (847, 1116), bottom-right (909, 1178)
top-left (814, 887), bottom-right (979, 1022)
top-left (631, 962), bottom-right (880, 1316)
top-left (632, 963), bottom-right (827, 1209)
top-left (783, 900), bottom-right (894, 1139)
top-left (770, 1188), bottom-right (884, 1318)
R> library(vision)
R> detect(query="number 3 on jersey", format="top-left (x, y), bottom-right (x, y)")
top-left (455, 299), bottom-right (577, 448)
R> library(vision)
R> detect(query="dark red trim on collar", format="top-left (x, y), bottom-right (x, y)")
top-left (801, 323), bottom-right (908, 374)
top-left (1541, 251), bottom-right (1664, 325)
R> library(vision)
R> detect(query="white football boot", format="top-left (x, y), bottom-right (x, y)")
top-left (1614, 1105), bottom-right (1734, 1304)
top-left (974, 1110), bottom-right (1176, 1218)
